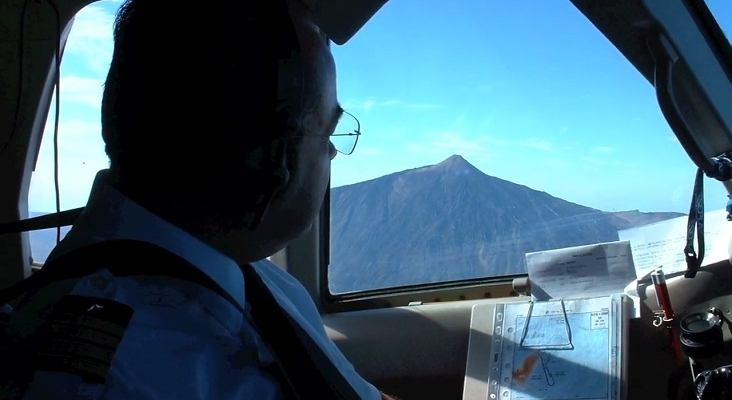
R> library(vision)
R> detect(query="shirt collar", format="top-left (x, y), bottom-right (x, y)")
top-left (47, 170), bottom-right (246, 310)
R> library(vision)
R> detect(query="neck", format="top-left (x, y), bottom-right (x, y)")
top-left (106, 167), bottom-right (275, 263)
top-left (108, 172), bottom-right (208, 238)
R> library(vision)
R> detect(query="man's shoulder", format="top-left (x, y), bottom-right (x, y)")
top-left (16, 240), bottom-right (231, 320)
top-left (250, 260), bottom-right (382, 400)
top-left (251, 259), bottom-right (303, 288)
top-left (45, 240), bottom-right (227, 295)
top-left (250, 260), bottom-right (328, 335)
top-left (50, 239), bottom-right (184, 263)
top-left (250, 261), bottom-right (314, 307)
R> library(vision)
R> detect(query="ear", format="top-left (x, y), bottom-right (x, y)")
top-left (270, 139), bottom-right (291, 195)
top-left (245, 139), bottom-right (291, 230)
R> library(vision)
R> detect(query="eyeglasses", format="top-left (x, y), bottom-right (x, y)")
top-left (287, 109), bottom-right (361, 159)
top-left (330, 110), bottom-right (361, 156)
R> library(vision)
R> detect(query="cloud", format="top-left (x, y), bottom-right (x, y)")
top-left (522, 138), bottom-right (555, 152)
top-left (64, 4), bottom-right (115, 75)
top-left (591, 146), bottom-right (616, 153)
top-left (450, 112), bottom-right (468, 130)
top-left (344, 98), bottom-right (442, 113)
top-left (359, 99), bottom-right (377, 112)
top-left (59, 75), bottom-right (104, 108)
top-left (54, 119), bottom-right (105, 153)
top-left (407, 131), bottom-right (573, 159)
top-left (31, 118), bottom-right (109, 211)
top-left (434, 133), bottom-right (485, 153)
top-left (578, 156), bottom-right (622, 168)
top-left (580, 156), bottom-right (607, 167)
top-left (355, 147), bottom-right (384, 156)
top-left (543, 159), bottom-right (571, 168)
top-left (457, 84), bottom-right (494, 93)
top-left (405, 132), bottom-right (501, 157)
top-left (403, 102), bottom-right (443, 109)
top-left (519, 138), bottom-right (577, 152)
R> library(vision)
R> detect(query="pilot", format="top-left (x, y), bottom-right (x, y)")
top-left (726, 195), bottom-right (732, 221)
top-left (0, 0), bottom-right (399, 399)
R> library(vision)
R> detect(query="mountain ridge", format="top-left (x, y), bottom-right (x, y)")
top-left (26, 154), bottom-right (685, 294)
top-left (329, 154), bottom-right (685, 293)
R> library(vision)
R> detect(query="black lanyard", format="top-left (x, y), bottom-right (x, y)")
top-left (684, 168), bottom-right (705, 278)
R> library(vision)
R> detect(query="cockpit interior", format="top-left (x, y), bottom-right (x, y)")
top-left (2, 0), bottom-right (732, 399)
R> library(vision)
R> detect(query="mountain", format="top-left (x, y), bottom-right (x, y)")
top-left (328, 155), bottom-right (685, 293)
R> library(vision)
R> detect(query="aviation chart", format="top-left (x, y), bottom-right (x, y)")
top-left (487, 296), bottom-right (625, 400)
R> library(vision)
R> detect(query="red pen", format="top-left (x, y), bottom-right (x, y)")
top-left (651, 268), bottom-right (684, 363)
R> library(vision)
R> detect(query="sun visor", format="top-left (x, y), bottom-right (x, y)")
top-left (301, 0), bottom-right (388, 45)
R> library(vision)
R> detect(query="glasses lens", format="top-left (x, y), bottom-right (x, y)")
top-left (331, 112), bottom-right (360, 155)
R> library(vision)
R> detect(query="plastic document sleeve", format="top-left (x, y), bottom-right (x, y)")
top-left (462, 294), bottom-right (630, 400)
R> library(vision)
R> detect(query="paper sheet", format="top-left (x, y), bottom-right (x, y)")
top-left (618, 208), bottom-right (732, 281)
top-left (526, 241), bottom-right (637, 302)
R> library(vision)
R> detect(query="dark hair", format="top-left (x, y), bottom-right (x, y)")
top-left (101, 0), bottom-right (300, 185)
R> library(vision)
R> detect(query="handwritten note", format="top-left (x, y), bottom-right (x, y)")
top-left (526, 241), bottom-right (636, 301)
top-left (618, 208), bottom-right (732, 280)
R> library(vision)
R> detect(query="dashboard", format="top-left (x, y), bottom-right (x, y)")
top-left (326, 259), bottom-right (732, 400)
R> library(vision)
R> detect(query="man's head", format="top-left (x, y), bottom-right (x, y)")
top-left (101, 0), bottom-right (341, 263)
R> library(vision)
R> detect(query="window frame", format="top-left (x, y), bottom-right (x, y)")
top-left (688, 1), bottom-right (732, 85)
top-left (641, 0), bottom-right (732, 159)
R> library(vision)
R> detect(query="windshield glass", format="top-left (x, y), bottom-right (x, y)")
top-left (326, 0), bottom-right (731, 294)
top-left (28, 0), bottom-right (731, 294)
top-left (28, 1), bottom-right (118, 262)
top-left (705, 1), bottom-right (732, 41)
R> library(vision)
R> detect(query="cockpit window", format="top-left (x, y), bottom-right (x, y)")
top-left (29, 1), bottom-right (119, 263)
top-left (27, 1), bottom-right (732, 293)
top-left (326, 0), bottom-right (731, 294)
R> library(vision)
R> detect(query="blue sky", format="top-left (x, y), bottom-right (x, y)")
top-left (29, 0), bottom-right (732, 214)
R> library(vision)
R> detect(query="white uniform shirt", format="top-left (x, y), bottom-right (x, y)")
top-left (18, 170), bottom-right (380, 400)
